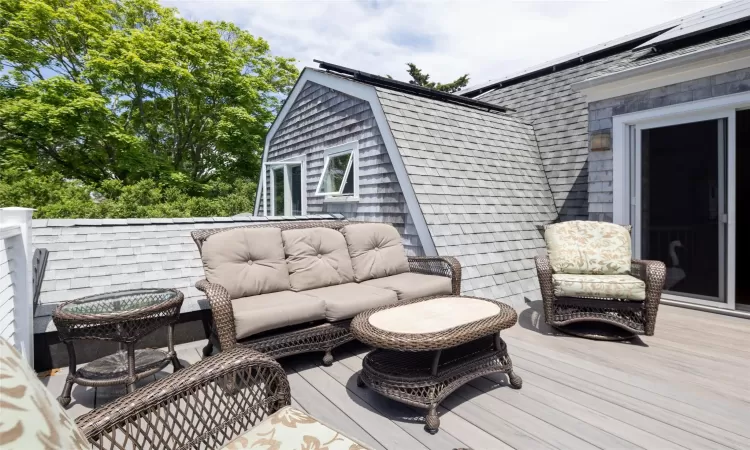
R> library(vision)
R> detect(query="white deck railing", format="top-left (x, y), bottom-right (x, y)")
top-left (0, 208), bottom-right (34, 366)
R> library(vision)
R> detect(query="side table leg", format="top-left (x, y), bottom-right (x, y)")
top-left (167, 323), bottom-right (183, 371)
top-left (424, 405), bottom-right (440, 434)
top-left (57, 342), bottom-right (76, 407)
top-left (126, 343), bottom-right (136, 393)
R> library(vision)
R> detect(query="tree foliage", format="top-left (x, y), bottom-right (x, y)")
top-left (0, 0), bottom-right (297, 217)
top-left (404, 63), bottom-right (469, 93)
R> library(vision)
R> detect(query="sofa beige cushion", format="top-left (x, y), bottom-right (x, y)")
top-left (302, 283), bottom-right (398, 322)
top-left (282, 228), bottom-right (354, 291)
top-left (220, 406), bottom-right (372, 450)
top-left (362, 272), bottom-right (452, 301)
top-left (0, 338), bottom-right (88, 450)
top-left (341, 223), bottom-right (410, 282)
top-left (202, 227), bottom-right (291, 299)
top-left (552, 274), bottom-right (646, 300)
top-left (232, 291), bottom-right (325, 340)
top-left (545, 221), bottom-right (632, 275)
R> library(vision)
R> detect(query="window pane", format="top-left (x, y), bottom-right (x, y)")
top-left (319, 152), bottom-right (351, 194)
top-left (341, 164), bottom-right (354, 194)
top-left (290, 165), bottom-right (302, 215)
top-left (273, 167), bottom-right (284, 215)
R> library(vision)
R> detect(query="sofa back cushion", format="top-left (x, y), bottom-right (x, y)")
top-left (282, 227), bottom-right (355, 291)
top-left (341, 223), bottom-right (409, 282)
top-left (0, 338), bottom-right (89, 450)
top-left (544, 220), bottom-right (632, 275)
top-left (201, 227), bottom-right (290, 299)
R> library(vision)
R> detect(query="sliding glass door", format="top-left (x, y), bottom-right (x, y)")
top-left (633, 114), bottom-right (734, 307)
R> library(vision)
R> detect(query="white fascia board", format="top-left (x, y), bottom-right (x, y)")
top-left (573, 37), bottom-right (750, 102)
top-left (254, 68), bottom-right (438, 256)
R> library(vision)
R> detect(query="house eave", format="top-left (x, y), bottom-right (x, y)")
top-left (572, 36), bottom-right (750, 103)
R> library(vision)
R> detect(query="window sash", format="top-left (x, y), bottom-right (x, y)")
top-left (316, 150), bottom-right (354, 196)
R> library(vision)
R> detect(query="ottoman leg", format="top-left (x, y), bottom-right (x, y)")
top-left (424, 405), bottom-right (440, 434)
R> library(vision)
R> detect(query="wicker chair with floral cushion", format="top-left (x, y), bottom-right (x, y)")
top-left (535, 221), bottom-right (666, 340)
top-left (0, 338), bottom-right (371, 450)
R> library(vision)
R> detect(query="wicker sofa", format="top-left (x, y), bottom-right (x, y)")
top-left (192, 221), bottom-right (461, 364)
top-left (535, 221), bottom-right (666, 340)
top-left (0, 338), bottom-right (371, 450)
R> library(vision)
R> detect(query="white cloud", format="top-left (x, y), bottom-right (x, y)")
top-left (162, 0), bottom-right (724, 87)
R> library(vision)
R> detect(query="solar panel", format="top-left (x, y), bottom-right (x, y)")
top-left (634, 0), bottom-right (750, 49)
top-left (314, 60), bottom-right (511, 113)
top-left (461, 0), bottom-right (750, 97)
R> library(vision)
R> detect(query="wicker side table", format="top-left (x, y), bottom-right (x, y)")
top-left (351, 295), bottom-right (521, 434)
top-left (52, 288), bottom-right (184, 406)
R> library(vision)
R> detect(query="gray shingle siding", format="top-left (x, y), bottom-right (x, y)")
top-left (264, 81), bottom-right (424, 255)
top-left (376, 88), bottom-right (557, 306)
top-left (476, 52), bottom-right (639, 222)
top-left (587, 67), bottom-right (750, 221)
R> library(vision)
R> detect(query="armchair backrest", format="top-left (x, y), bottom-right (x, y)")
top-left (0, 338), bottom-right (88, 449)
top-left (544, 221), bottom-right (632, 275)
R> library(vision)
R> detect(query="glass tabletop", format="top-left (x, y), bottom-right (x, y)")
top-left (59, 288), bottom-right (180, 316)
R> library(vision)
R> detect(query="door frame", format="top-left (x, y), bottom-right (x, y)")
top-left (612, 91), bottom-right (750, 310)
top-left (262, 155), bottom-right (307, 216)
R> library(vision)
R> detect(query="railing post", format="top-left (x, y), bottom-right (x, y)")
top-left (0, 207), bottom-right (34, 366)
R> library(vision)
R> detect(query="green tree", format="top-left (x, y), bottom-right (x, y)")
top-left (404, 63), bottom-right (469, 93)
top-left (0, 0), bottom-right (297, 217)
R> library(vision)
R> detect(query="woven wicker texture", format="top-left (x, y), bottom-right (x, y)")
top-left (76, 347), bottom-right (291, 450)
top-left (351, 295), bottom-right (517, 351)
top-left (535, 255), bottom-right (666, 339)
top-left (352, 295), bottom-right (521, 434)
top-left (53, 288), bottom-right (184, 405)
top-left (192, 221), bottom-right (462, 365)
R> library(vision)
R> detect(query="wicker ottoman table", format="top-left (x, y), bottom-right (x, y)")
top-left (350, 295), bottom-right (521, 434)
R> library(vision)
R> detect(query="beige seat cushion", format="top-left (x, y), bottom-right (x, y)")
top-left (552, 274), bottom-right (646, 300)
top-left (201, 227), bottom-right (290, 299)
top-left (362, 272), bottom-right (452, 301)
top-left (282, 228), bottom-right (354, 291)
top-left (302, 283), bottom-right (398, 322)
top-left (0, 338), bottom-right (88, 450)
top-left (341, 223), bottom-right (410, 282)
top-left (220, 406), bottom-right (373, 450)
top-left (232, 291), bottom-right (325, 340)
top-left (545, 221), bottom-right (632, 275)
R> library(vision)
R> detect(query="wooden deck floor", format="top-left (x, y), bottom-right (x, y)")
top-left (43, 302), bottom-right (750, 450)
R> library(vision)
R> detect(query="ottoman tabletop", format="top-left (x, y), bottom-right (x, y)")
top-left (351, 295), bottom-right (517, 351)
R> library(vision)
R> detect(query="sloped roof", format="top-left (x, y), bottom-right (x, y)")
top-left (594, 28), bottom-right (750, 79)
top-left (32, 214), bottom-right (343, 333)
top-left (461, 0), bottom-right (750, 97)
top-left (375, 88), bottom-right (557, 304)
top-left (634, 0), bottom-right (750, 49)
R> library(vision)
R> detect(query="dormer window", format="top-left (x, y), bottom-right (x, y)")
top-left (316, 142), bottom-right (358, 198)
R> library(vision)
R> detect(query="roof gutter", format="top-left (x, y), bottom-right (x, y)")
top-left (572, 36), bottom-right (750, 102)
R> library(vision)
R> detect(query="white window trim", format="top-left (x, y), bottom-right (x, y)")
top-left (315, 142), bottom-right (359, 199)
top-left (262, 155), bottom-right (306, 216)
top-left (612, 90), bottom-right (750, 311)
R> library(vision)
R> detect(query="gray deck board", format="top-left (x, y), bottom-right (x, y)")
top-left (42, 304), bottom-right (750, 449)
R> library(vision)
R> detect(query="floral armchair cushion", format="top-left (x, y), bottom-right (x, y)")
top-left (221, 406), bottom-right (371, 450)
top-left (544, 221), bottom-right (632, 275)
top-left (0, 338), bottom-right (88, 450)
top-left (552, 274), bottom-right (646, 300)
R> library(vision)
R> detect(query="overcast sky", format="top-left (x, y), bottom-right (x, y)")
top-left (162, 0), bottom-right (723, 89)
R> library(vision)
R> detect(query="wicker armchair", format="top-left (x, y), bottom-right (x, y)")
top-left (77, 347), bottom-right (290, 449)
top-left (191, 220), bottom-right (461, 363)
top-left (535, 221), bottom-right (666, 340)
